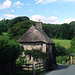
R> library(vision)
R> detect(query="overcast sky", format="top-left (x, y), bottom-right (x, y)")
top-left (1, 0), bottom-right (75, 24)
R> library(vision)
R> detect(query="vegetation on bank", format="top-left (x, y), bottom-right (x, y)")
top-left (71, 37), bottom-right (75, 52)
top-left (52, 39), bottom-right (71, 49)
top-left (55, 37), bottom-right (75, 65)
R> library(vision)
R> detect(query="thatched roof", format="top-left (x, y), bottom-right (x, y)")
top-left (18, 25), bottom-right (55, 44)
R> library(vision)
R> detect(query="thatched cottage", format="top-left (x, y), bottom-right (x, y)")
top-left (18, 21), bottom-right (56, 64)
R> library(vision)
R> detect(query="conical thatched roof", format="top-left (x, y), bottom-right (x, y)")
top-left (18, 25), bottom-right (55, 44)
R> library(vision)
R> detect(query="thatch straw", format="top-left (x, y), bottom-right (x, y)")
top-left (18, 25), bottom-right (55, 44)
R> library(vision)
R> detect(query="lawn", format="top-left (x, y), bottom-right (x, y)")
top-left (52, 39), bottom-right (71, 49)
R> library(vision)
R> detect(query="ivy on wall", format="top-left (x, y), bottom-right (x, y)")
top-left (24, 50), bottom-right (50, 61)
top-left (24, 50), bottom-right (55, 71)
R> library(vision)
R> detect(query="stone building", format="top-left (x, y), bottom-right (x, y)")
top-left (18, 21), bottom-right (56, 64)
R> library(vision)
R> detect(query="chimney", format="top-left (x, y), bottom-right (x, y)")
top-left (36, 20), bottom-right (42, 29)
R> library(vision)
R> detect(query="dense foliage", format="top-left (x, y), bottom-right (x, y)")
top-left (70, 37), bottom-right (75, 52)
top-left (0, 21), bottom-right (8, 34)
top-left (0, 16), bottom-right (75, 40)
top-left (56, 56), bottom-right (68, 64)
top-left (25, 50), bottom-right (48, 61)
top-left (8, 20), bottom-right (35, 39)
top-left (16, 55), bottom-right (27, 64)
top-left (24, 50), bottom-right (54, 71)
top-left (6, 16), bottom-right (30, 28)
top-left (55, 44), bottom-right (71, 56)
top-left (43, 23), bottom-right (75, 40)
top-left (0, 34), bottom-right (23, 75)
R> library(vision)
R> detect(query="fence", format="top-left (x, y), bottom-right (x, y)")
top-left (16, 62), bottom-right (45, 75)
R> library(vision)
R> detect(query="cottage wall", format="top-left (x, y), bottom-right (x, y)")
top-left (50, 45), bottom-right (53, 57)
top-left (21, 42), bottom-right (53, 53)
top-left (21, 42), bottom-right (46, 53)
top-left (42, 44), bottom-right (46, 53)
top-left (21, 43), bottom-right (42, 50)
top-left (20, 42), bottom-right (55, 63)
top-left (46, 44), bottom-right (52, 52)
top-left (46, 44), bottom-right (53, 57)
top-left (21, 42), bottom-right (47, 62)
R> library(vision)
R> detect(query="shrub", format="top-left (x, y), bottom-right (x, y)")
top-left (0, 35), bottom-right (23, 75)
top-left (56, 56), bottom-right (67, 64)
top-left (70, 37), bottom-right (75, 52)
top-left (55, 43), bottom-right (70, 56)
top-left (16, 56), bottom-right (27, 64)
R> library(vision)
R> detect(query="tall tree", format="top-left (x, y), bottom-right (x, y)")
top-left (8, 16), bottom-right (30, 28)
top-left (59, 23), bottom-right (70, 39)
top-left (8, 20), bottom-right (35, 39)
top-left (0, 34), bottom-right (23, 75)
top-left (69, 21), bottom-right (75, 38)
top-left (0, 21), bottom-right (8, 34)
top-left (70, 37), bottom-right (75, 52)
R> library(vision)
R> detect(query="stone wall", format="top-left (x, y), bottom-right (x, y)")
top-left (20, 42), bottom-right (54, 63)
top-left (42, 44), bottom-right (46, 52)
top-left (23, 43), bottom-right (42, 50)
top-left (21, 42), bottom-right (53, 53)
top-left (20, 42), bottom-right (47, 53)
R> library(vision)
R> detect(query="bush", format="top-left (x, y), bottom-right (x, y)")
top-left (55, 43), bottom-right (70, 56)
top-left (0, 35), bottom-right (23, 75)
top-left (55, 43), bottom-right (72, 64)
top-left (70, 37), bottom-right (75, 52)
top-left (16, 56), bottom-right (27, 64)
top-left (56, 56), bottom-right (67, 64)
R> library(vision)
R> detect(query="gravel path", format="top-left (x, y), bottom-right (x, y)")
top-left (44, 65), bottom-right (75, 75)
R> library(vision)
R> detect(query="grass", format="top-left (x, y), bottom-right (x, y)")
top-left (52, 39), bottom-right (71, 49)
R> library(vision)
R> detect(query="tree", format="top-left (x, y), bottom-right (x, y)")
top-left (8, 16), bottom-right (30, 28)
top-left (70, 37), bottom-right (75, 52)
top-left (0, 21), bottom-right (8, 34)
top-left (55, 43), bottom-right (69, 56)
top-left (69, 22), bottom-right (75, 38)
top-left (0, 16), bottom-right (75, 40)
top-left (0, 34), bottom-right (23, 75)
top-left (59, 23), bottom-right (70, 39)
top-left (8, 20), bottom-right (35, 39)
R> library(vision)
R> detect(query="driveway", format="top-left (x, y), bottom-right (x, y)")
top-left (44, 65), bottom-right (75, 75)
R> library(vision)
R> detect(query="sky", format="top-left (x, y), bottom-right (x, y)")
top-left (1, 0), bottom-right (75, 24)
